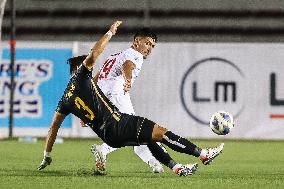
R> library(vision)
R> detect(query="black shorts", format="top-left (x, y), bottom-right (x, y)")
top-left (91, 113), bottom-right (155, 148)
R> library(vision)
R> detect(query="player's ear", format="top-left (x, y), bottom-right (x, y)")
top-left (133, 37), bottom-right (140, 48)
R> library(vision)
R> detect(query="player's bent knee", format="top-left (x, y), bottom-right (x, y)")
top-left (152, 124), bottom-right (167, 141)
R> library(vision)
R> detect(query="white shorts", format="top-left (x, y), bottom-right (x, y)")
top-left (108, 92), bottom-right (135, 115)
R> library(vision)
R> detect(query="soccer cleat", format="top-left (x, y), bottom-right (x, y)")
top-left (148, 159), bottom-right (164, 173)
top-left (38, 156), bottom-right (52, 170)
top-left (200, 143), bottom-right (224, 165)
top-left (91, 144), bottom-right (107, 174)
top-left (174, 163), bottom-right (198, 177)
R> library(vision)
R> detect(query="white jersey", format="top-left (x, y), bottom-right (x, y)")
top-left (97, 48), bottom-right (143, 114)
top-left (96, 48), bottom-right (163, 167)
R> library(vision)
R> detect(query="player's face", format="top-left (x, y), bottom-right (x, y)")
top-left (134, 37), bottom-right (156, 59)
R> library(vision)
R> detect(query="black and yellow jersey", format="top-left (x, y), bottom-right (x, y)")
top-left (56, 64), bottom-right (154, 148)
top-left (56, 64), bottom-right (120, 127)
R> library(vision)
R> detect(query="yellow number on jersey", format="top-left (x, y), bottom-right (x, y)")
top-left (74, 97), bottom-right (95, 121)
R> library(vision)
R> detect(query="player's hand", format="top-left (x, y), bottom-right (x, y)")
top-left (38, 156), bottom-right (52, 170)
top-left (109, 20), bottom-right (122, 35)
top-left (123, 79), bottom-right (132, 94)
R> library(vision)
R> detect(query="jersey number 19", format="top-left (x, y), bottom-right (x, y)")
top-left (99, 58), bottom-right (116, 79)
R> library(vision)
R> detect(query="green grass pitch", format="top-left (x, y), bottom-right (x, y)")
top-left (0, 139), bottom-right (283, 189)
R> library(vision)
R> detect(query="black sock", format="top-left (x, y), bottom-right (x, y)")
top-left (161, 131), bottom-right (201, 157)
top-left (147, 141), bottom-right (177, 169)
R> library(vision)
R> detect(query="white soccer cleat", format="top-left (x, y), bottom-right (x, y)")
top-left (174, 163), bottom-right (198, 177)
top-left (200, 143), bottom-right (224, 165)
top-left (148, 159), bottom-right (164, 173)
top-left (91, 144), bottom-right (107, 174)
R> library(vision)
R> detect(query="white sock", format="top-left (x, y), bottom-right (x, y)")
top-left (44, 151), bottom-right (51, 157)
top-left (199, 149), bottom-right (207, 158)
top-left (134, 145), bottom-right (156, 164)
top-left (148, 158), bottom-right (159, 167)
top-left (100, 143), bottom-right (118, 156)
top-left (172, 163), bottom-right (182, 172)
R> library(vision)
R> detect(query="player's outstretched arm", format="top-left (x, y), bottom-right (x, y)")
top-left (38, 112), bottom-right (66, 170)
top-left (83, 20), bottom-right (122, 70)
top-left (122, 60), bottom-right (135, 93)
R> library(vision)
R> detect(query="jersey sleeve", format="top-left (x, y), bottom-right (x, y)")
top-left (123, 50), bottom-right (142, 66)
top-left (55, 95), bottom-right (71, 115)
top-left (75, 64), bottom-right (93, 79)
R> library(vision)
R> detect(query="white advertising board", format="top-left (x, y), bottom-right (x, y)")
top-left (1, 41), bottom-right (284, 140)
top-left (77, 42), bottom-right (284, 139)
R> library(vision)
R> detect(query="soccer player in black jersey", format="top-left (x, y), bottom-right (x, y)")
top-left (38, 21), bottom-right (224, 176)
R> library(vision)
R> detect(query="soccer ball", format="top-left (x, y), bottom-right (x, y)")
top-left (209, 111), bottom-right (234, 135)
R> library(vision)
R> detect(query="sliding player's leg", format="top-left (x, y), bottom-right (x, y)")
top-left (146, 140), bottom-right (198, 176)
top-left (151, 124), bottom-right (224, 165)
top-left (134, 117), bottom-right (224, 166)
top-left (132, 117), bottom-right (198, 176)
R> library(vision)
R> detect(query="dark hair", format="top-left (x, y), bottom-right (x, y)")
top-left (134, 27), bottom-right (157, 42)
top-left (67, 55), bottom-right (87, 75)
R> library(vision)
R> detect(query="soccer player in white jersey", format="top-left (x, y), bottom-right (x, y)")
top-left (91, 28), bottom-right (165, 174)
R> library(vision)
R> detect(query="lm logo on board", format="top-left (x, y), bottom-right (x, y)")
top-left (180, 57), bottom-right (245, 125)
